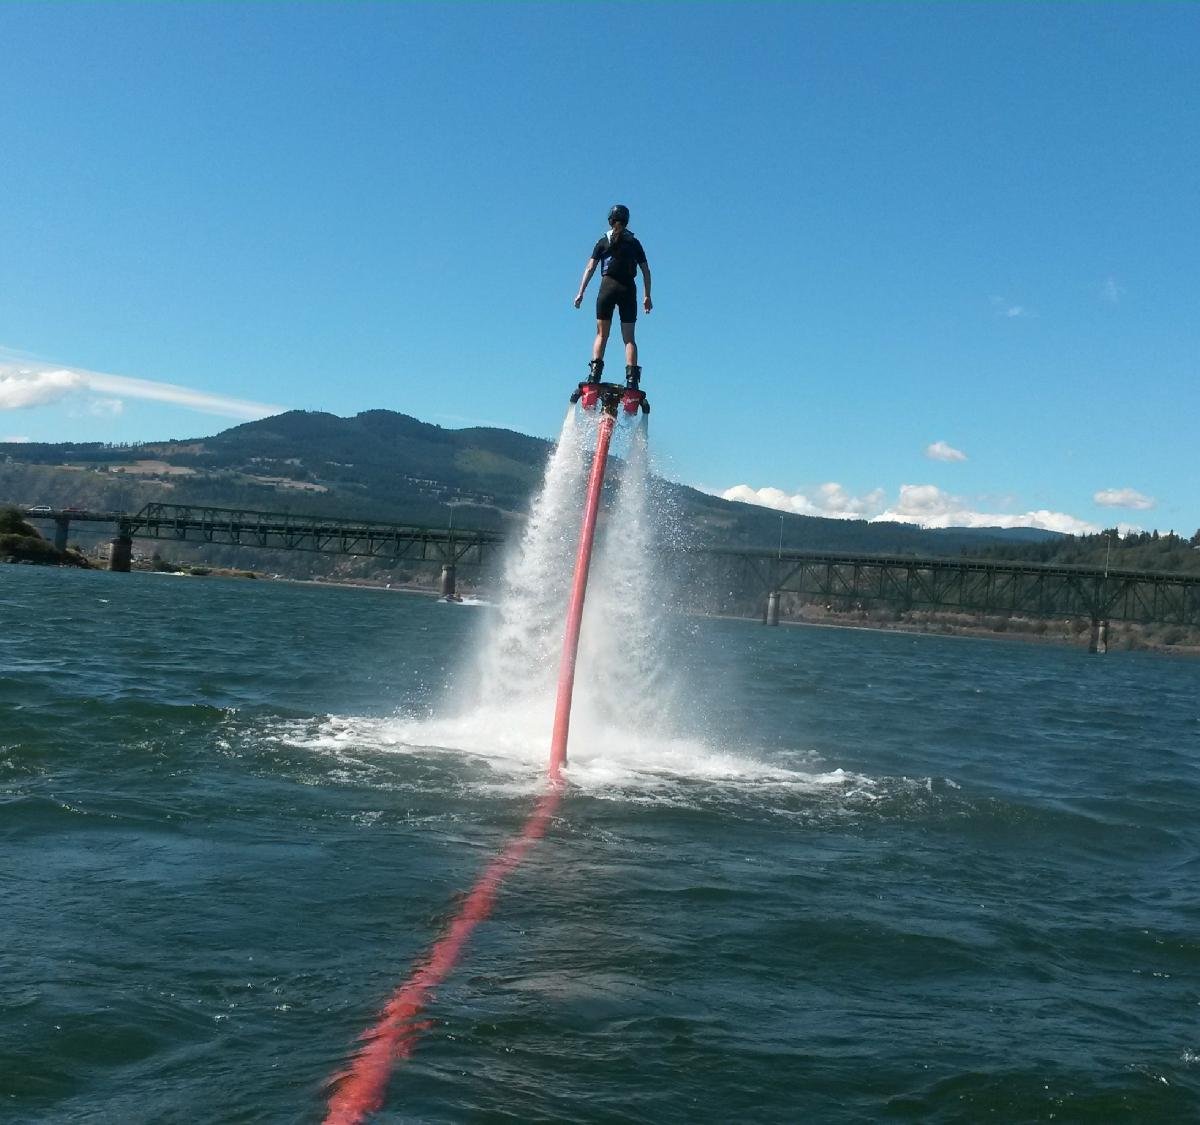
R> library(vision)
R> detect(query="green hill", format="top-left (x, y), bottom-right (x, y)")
top-left (0, 408), bottom-right (1072, 575)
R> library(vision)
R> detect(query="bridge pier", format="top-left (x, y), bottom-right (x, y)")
top-left (53, 517), bottom-right (70, 552)
top-left (1088, 618), bottom-right (1109, 655)
top-left (440, 564), bottom-right (457, 599)
top-left (109, 535), bottom-right (133, 573)
top-left (764, 590), bottom-right (780, 626)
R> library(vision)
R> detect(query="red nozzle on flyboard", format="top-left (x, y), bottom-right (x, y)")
top-left (569, 380), bottom-right (650, 417)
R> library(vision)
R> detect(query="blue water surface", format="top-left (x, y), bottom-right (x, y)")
top-left (2, 565), bottom-right (1198, 1123)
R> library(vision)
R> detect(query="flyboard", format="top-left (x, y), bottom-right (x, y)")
top-left (550, 378), bottom-right (649, 778)
top-left (323, 376), bottom-right (648, 1124)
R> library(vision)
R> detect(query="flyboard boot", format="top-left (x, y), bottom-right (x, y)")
top-left (620, 365), bottom-right (646, 416)
top-left (569, 359), bottom-right (605, 409)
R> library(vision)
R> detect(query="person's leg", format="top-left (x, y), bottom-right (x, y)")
top-left (593, 319), bottom-right (612, 361)
top-left (585, 318), bottom-right (611, 382)
top-left (617, 286), bottom-right (639, 369)
top-left (621, 321), bottom-right (638, 366)
top-left (590, 278), bottom-right (620, 381)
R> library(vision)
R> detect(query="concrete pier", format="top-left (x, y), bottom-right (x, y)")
top-left (765, 590), bottom-right (780, 626)
top-left (440, 564), bottom-right (457, 599)
top-left (110, 535), bottom-right (133, 573)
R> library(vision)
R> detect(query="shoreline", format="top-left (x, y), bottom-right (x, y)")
top-left (11, 560), bottom-right (1199, 658)
top-left (734, 609), bottom-right (1200, 658)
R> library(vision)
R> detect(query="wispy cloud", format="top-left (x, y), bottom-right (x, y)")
top-left (990, 296), bottom-right (1036, 319)
top-left (2, 435), bottom-right (31, 443)
top-left (720, 480), bottom-right (1097, 535)
top-left (0, 351), bottom-right (287, 420)
top-left (86, 397), bottom-right (125, 418)
top-left (925, 440), bottom-right (967, 462)
top-left (1094, 487), bottom-right (1155, 510)
top-left (1100, 276), bottom-right (1125, 304)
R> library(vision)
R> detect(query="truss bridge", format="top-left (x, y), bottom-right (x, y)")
top-left (26, 502), bottom-right (501, 576)
top-left (21, 506), bottom-right (1200, 639)
top-left (695, 548), bottom-right (1200, 642)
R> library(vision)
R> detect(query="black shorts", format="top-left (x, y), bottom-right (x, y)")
top-left (596, 276), bottom-right (637, 323)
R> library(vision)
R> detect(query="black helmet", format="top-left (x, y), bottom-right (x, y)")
top-left (608, 203), bottom-right (630, 226)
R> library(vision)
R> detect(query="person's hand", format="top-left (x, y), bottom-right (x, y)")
top-left (573, 294), bottom-right (583, 309)
top-left (643, 294), bottom-right (653, 313)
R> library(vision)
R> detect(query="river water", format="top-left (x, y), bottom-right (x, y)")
top-left (3, 424), bottom-right (1199, 1122)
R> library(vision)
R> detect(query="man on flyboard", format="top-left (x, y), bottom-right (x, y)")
top-left (573, 203), bottom-right (652, 391)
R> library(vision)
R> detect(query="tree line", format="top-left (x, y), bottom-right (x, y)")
top-left (974, 528), bottom-right (1200, 575)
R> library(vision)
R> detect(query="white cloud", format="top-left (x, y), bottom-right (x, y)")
top-left (721, 482), bottom-right (886, 520)
top-left (720, 479), bottom-right (1097, 535)
top-left (2, 435), bottom-right (31, 443)
top-left (0, 367), bottom-right (85, 409)
top-left (925, 440), bottom-right (967, 462)
top-left (1094, 487), bottom-right (1155, 510)
top-left (1100, 276), bottom-right (1124, 304)
top-left (872, 483), bottom-right (1096, 534)
top-left (0, 351), bottom-right (287, 420)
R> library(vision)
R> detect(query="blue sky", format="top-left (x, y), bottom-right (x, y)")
top-left (1, 1), bottom-right (1196, 535)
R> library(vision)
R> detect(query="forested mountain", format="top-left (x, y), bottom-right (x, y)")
top-left (1, 410), bottom-right (545, 530)
top-left (977, 528), bottom-right (1200, 575)
top-left (1, 409), bottom-right (1070, 570)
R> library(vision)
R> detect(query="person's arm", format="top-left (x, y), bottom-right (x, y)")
top-left (640, 261), bottom-right (652, 312)
top-left (574, 259), bottom-right (598, 308)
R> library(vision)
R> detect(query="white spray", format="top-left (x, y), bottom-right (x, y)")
top-left (471, 408), bottom-right (589, 712)
top-left (571, 416), bottom-right (677, 739)
top-left (306, 405), bottom-right (863, 794)
top-left (446, 407), bottom-right (672, 765)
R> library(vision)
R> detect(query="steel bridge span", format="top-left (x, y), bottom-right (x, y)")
top-left (695, 548), bottom-right (1200, 638)
top-left (28, 502), bottom-right (501, 577)
top-left (22, 505), bottom-right (1200, 634)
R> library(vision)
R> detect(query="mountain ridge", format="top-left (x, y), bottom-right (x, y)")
top-left (1, 408), bottom-right (1064, 558)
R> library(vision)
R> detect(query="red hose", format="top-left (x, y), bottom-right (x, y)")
top-left (324, 784), bottom-right (564, 1124)
top-left (548, 410), bottom-right (615, 779)
top-left (324, 409), bottom-right (615, 1120)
